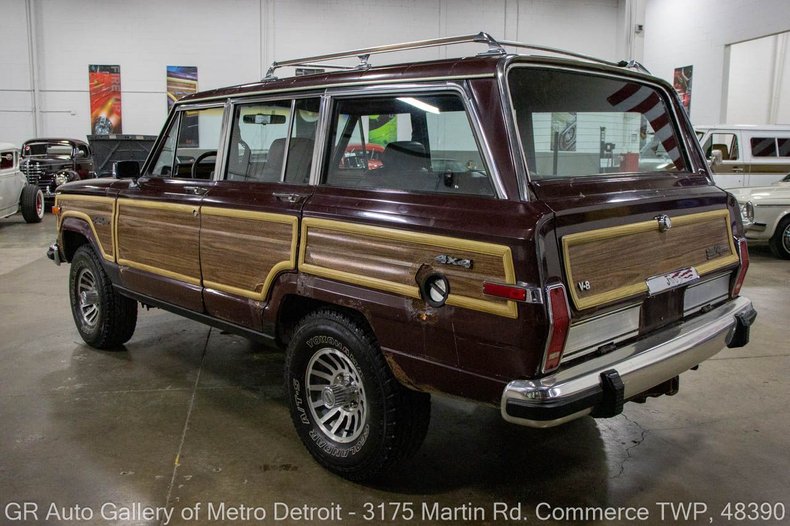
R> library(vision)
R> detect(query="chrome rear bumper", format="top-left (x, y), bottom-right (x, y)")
top-left (501, 296), bottom-right (756, 428)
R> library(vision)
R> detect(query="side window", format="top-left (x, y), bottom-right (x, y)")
top-left (323, 94), bottom-right (494, 197)
top-left (148, 106), bottom-right (225, 179)
top-left (779, 138), bottom-right (790, 157)
top-left (226, 100), bottom-right (290, 182)
top-left (225, 97), bottom-right (319, 184)
top-left (750, 137), bottom-right (778, 157)
top-left (0, 150), bottom-right (14, 170)
top-left (704, 133), bottom-right (739, 161)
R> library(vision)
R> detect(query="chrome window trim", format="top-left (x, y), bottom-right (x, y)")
top-left (141, 102), bottom-right (228, 181)
top-left (319, 82), bottom-right (505, 199)
top-left (221, 96), bottom-right (321, 185)
top-left (310, 93), bottom-right (332, 186)
top-left (175, 73), bottom-right (496, 105)
top-left (501, 59), bottom-right (697, 195)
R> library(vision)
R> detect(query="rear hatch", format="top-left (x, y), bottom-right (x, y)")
top-left (508, 62), bottom-right (744, 368)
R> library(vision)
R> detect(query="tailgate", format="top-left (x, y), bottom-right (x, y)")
top-left (535, 180), bottom-right (742, 365)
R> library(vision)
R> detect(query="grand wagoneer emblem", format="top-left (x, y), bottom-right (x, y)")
top-left (656, 214), bottom-right (672, 232)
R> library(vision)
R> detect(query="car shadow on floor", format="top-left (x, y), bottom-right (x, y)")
top-left (45, 314), bottom-right (610, 509)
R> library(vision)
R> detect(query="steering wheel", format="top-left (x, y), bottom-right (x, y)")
top-left (191, 150), bottom-right (218, 179)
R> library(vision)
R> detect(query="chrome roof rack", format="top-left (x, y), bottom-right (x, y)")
top-left (262, 31), bottom-right (650, 80)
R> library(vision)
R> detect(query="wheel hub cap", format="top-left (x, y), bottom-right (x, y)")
top-left (305, 348), bottom-right (367, 443)
top-left (76, 268), bottom-right (99, 328)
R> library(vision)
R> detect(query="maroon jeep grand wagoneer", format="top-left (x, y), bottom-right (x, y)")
top-left (48, 33), bottom-right (756, 480)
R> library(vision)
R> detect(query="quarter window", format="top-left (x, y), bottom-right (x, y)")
top-left (323, 94), bottom-right (494, 197)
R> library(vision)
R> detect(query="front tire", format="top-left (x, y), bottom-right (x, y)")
top-left (769, 216), bottom-right (790, 259)
top-left (69, 245), bottom-right (138, 349)
top-left (284, 309), bottom-right (430, 481)
top-left (20, 184), bottom-right (44, 223)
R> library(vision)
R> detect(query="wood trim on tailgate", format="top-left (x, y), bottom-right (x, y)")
top-left (562, 209), bottom-right (739, 310)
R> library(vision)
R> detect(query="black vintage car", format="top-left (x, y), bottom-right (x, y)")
top-left (20, 138), bottom-right (94, 200)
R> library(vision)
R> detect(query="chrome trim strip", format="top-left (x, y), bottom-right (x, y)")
top-left (502, 296), bottom-right (754, 428)
top-left (310, 94), bottom-right (332, 186)
top-left (683, 273), bottom-right (730, 316)
top-left (177, 74), bottom-right (496, 105)
top-left (322, 82), bottom-right (506, 199)
top-left (562, 303), bottom-right (641, 361)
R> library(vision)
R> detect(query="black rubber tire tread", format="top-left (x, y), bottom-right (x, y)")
top-left (20, 185), bottom-right (43, 223)
top-left (768, 216), bottom-right (790, 259)
top-left (284, 308), bottom-right (430, 481)
top-left (69, 245), bottom-right (137, 349)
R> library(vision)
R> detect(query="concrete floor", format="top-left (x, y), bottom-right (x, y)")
top-left (0, 213), bottom-right (788, 526)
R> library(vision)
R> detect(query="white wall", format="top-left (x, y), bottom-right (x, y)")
top-left (726, 32), bottom-right (790, 125)
top-left (643, 0), bottom-right (790, 125)
top-left (1, 0), bottom-right (631, 146)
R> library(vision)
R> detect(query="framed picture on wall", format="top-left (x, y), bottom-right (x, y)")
top-left (88, 65), bottom-right (122, 135)
top-left (673, 65), bottom-right (693, 113)
top-left (167, 66), bottom-right (198, 109)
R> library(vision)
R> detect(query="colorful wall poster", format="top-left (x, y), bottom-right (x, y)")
top-left (167, 66), bottom-right (198, 109)
top-left (88, 65), bottom-right (122, 135)
top-left (368, 115), bottom-right (397, 146)
top-left (673, 65), bottom-right (693, 113)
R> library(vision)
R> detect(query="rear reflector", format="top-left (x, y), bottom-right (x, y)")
top-left (731, 237), bottom-right (749, 297)
top-left (542, 284), bottom-right (571, 373)
top-left (482, 282), bottom-right (527, 302)
top-left (51, 206), bottom-right (61, 216)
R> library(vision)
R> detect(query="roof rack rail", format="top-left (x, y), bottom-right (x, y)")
top-left (262, 31), bottom-right (650, 80)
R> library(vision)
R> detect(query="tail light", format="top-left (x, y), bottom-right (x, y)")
top-left (542, 283), bottom-right (571, 373)
top-left (731, 237), bottom-right (749, 297)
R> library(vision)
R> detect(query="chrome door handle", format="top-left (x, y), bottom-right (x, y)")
top-left (273, 192), bottom-right (308, 204)
top-left (184, 186), bottom-right (209, 196)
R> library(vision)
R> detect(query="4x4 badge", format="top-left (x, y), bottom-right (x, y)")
top-left (434, 254), bottom-right (473, 269)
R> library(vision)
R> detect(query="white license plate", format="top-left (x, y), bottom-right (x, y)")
top-left (646, 267), bottom-right (700, 295)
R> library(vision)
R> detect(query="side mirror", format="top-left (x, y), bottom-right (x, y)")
top-left (114, 160), bottom-right (141, 179)
top-left (709, 149), bottom-right (723, 166)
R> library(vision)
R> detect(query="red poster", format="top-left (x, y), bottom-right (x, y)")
top-left (673, 65), bottom-right (693, 113)
top-left (89, 65), bottom-right (122, 135)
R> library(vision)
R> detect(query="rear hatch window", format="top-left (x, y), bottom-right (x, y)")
top-left (508, 68), bottom-right (689, 178)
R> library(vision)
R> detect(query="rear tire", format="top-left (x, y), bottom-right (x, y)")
top-left (69, 245), bottom-right (137, 349)
top-left (20, 185), bottom-right (44, 223)
top-left (284, 309), bottom-right (430, 481)
top-left (769, 216), bottom-right (790, 259)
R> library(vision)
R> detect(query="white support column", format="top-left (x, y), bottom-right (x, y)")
top-left (768, 32), bottom-right (787, 124)
top-left (25, 0), bottom-right (41, 137)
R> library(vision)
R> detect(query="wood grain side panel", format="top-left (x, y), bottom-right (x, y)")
top-left (200, 213), bottom-right (296, 299)
top-left (564, 209), bottom-right (738, 309)
top-left (116, 204), bottom-right (201, 283)
top-left (56, 196), bottom-right (115, 260)
top-left (300, 219), bottom-right (517, 317)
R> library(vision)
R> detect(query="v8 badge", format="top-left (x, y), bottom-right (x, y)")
top-left (577, 280), bottom-right (591, 292)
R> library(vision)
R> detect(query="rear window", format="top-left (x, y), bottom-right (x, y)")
top-left (508, 68), bottom-right (689, 178)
